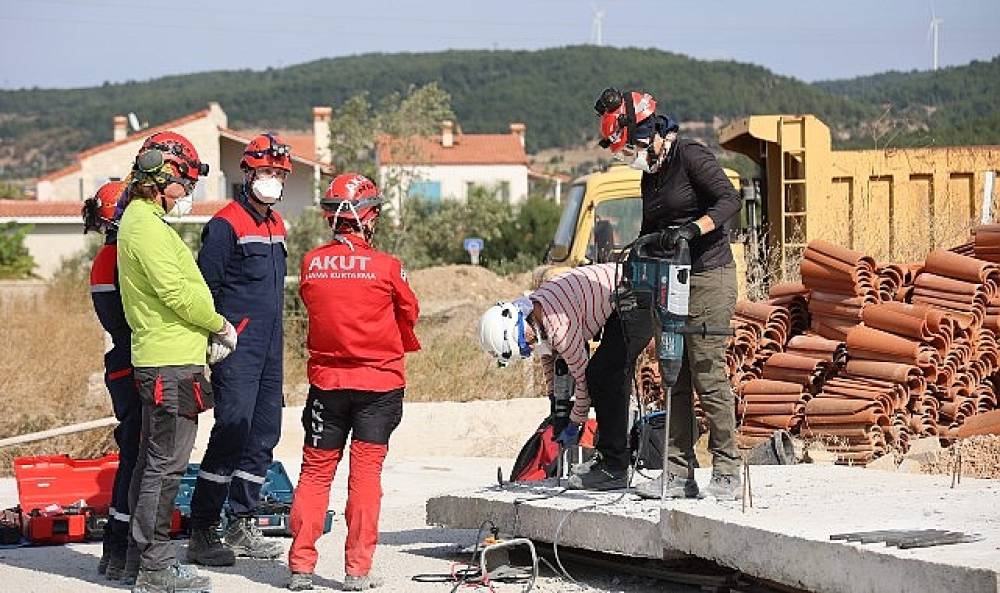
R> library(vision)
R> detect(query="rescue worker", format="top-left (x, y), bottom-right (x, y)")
top-left (478, 263), bottom-right (625, 489)
top-left (83, 180), bottom-right (142, 580)
top-left (593, 88), bottom-right (743, 500)
top-left (187, 133), bottom-right (290, 565)
top-left (118, 131), bottom-right (235, 593)
top-left (286, 173), bottom-right (420, 591)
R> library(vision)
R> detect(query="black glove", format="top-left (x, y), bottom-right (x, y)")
top-left (659, 221), bottom-right (701, 249)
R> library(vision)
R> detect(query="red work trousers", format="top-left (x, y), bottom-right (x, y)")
top-left (288, 440), bottom-right (389, 576)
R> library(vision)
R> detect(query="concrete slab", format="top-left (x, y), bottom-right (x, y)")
top-left (427, 465), bottom-right (1000, 593)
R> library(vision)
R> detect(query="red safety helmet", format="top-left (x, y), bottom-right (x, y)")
top-left (241, 133), bottom-right (293, 172)
top-left (594, 88), bottom-right (657, 154)
top-left (320, 173), bottom-right (384, 232)
top-left (82, 180), bottom-right (127, 233)
top-left (134, 131), bottom-right (208, 184)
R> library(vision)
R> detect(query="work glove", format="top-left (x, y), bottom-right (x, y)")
top-left (659, 221), bottom-right (701, 249)
top-left (554, 423), bottom-right (581, 448)
top-left (207, 319), bottom-right (238, 366)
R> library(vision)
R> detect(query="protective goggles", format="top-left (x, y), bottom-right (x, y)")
top-left (594, 87), bottom-right (624, 116)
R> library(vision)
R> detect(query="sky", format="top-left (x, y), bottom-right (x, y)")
top-left (1, 0), bottom-right (998, 90)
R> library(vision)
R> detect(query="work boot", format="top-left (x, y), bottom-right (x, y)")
top-left (187, 527), bottom-right (236, 566)
top-left (287, 571), bottom-right (314, 591)
top-left (566, 462), bottom-right (627, 491)
top-left (132, 563), bottom-right (211, 593)
top-left (634, 473), bottom-right (699, 500)
top-left (705, 471), bottom-right (743, 500)
top-left (105, 551), bottom-right (127, 580)
top-left (223, 516), bottom-right (282, 559)
top-left (343, 573), bottom-right (383, 591)
top-left (121, 541), bottom-right (140, 586)
top-left (98, 542), bottom-right (111, 575)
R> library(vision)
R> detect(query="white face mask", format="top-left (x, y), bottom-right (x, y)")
top-left (252, 176), bottom-right (284, 204)
top-left (168, 194), bottom-right (193, 217)
top-left (626, 150), bottom-right (653, 173)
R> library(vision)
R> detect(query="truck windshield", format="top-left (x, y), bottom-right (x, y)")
top-left (549, 184), bottom-right (586, 262)
top-left (587, 196), bottom-right (643, 262)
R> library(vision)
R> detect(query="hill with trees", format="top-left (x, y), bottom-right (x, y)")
top-left (1, 46), bottom-right (997, 179)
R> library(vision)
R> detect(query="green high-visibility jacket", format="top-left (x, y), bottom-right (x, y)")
top-left (117, 198), bottom-right (224, 367)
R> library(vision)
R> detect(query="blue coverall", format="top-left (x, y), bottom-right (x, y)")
top-left (189, 192), bottom-right (286, 526)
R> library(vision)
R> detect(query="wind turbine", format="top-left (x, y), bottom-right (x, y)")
top-left (928, 9), bottom-right (943, 71)
top-left (591, 4), bottom-right (605, 47)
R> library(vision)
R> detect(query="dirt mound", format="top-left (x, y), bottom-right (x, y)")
top-left (921, 435), bottom-right (1000, 479)
top-left (409, 265), bottom-right (528, 303)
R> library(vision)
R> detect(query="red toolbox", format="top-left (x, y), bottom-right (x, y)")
top-left (13, 453), bottom-right (119, 545)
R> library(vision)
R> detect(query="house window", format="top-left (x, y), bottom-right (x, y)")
top-left (409, 180), bottom-right (441, 204)
top-left (499, 181), bottom-right (511, 202)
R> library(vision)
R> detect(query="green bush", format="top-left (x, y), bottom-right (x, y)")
top-left (0, 222), bottom-right (36, 279)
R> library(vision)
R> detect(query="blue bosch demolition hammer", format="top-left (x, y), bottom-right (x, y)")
top-left (624, 231), bottom-right (734, 501)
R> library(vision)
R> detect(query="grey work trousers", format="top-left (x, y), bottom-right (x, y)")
top-left (666, 263), bottom-right (740, 477)
top-left (128, 365), bottom-right (201, 570)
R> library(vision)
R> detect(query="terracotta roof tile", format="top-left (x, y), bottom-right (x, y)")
top-left (377, 133), bottom-right (527, 166)
top-left (0, 200), bottom-right (82, 217)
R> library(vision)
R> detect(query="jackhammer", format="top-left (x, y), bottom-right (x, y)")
top-left (623, 231), bottom-right (734, 502)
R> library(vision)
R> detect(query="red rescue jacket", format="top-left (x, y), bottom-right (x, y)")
top-left (300, 235), bottom-right (420, 392)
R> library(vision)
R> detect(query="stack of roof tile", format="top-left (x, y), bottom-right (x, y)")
top-left (766, 282), bottom-right (811, 335)
top-left (726, 301), bottom-right (793, 384)
top-left (784, 334), bottom-right (848, 368)
top-left (799, 240), bottom-right (879, 340)
top-left (911, 250), bottom-right (999, 329)
top-left (736, 379), bottom-right (808, 448)
top-left (876, 263), bottom-right (919, 302)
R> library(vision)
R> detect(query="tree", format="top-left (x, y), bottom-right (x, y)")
top-left (0, 222), bottom-right (36, 278)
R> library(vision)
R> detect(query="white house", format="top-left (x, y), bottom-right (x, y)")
top-left (9, 103), bottom-right (336, 277)
top-left (376, 121), bottom-right (529, 213)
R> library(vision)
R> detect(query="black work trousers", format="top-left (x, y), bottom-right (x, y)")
top-left (586, 308), bottom-right (654, 470)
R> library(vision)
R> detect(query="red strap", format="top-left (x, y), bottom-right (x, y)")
top-left (236, 317), bottom-right (250, 335)
top-left (107, 368), bottom-right (133, 381)
top-left (193, 378), bottom-right (205, 411)
top-left (153, 375), bottom-right (163, 406)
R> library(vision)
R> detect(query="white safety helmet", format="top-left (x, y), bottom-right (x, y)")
top-left (479, 299), bottom-right (533, 367)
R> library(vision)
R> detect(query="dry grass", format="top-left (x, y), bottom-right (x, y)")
top-left (0, 279), bottom-right (111, 475)
top-left (921, 435), bottom-right (1000, 479)
top-left (282, 264), bottom-right (542, 404)
top-left (0, 265), bottom-right (541, 475)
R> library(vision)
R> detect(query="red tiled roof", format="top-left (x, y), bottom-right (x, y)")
top-left (0, 199), bottom-right (230, 218)
top-left (0, 200), bottom-right (82, 217)
top-left (377, 133), bottom-right (527, 166)
top-left (282, 133), bottom-right (315, 162)
top-left (37, 109), bottom-right (213, 184)
top-left (76, 109), bottom-right (211, 160)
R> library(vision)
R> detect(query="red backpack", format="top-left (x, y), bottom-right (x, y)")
top-left (508, 418), bottom-right (598, 482)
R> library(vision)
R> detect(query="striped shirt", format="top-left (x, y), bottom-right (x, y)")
top-left (531, 263), bottom-right (620, 424)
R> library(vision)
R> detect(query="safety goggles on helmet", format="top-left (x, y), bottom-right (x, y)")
top-left (244, 134), bottom-right (291, 160)
top-left (142, 142), bottom-right (209, 180)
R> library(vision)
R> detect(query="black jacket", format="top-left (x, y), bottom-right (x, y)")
top-left (640, 138), bottom-right (743, 272)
